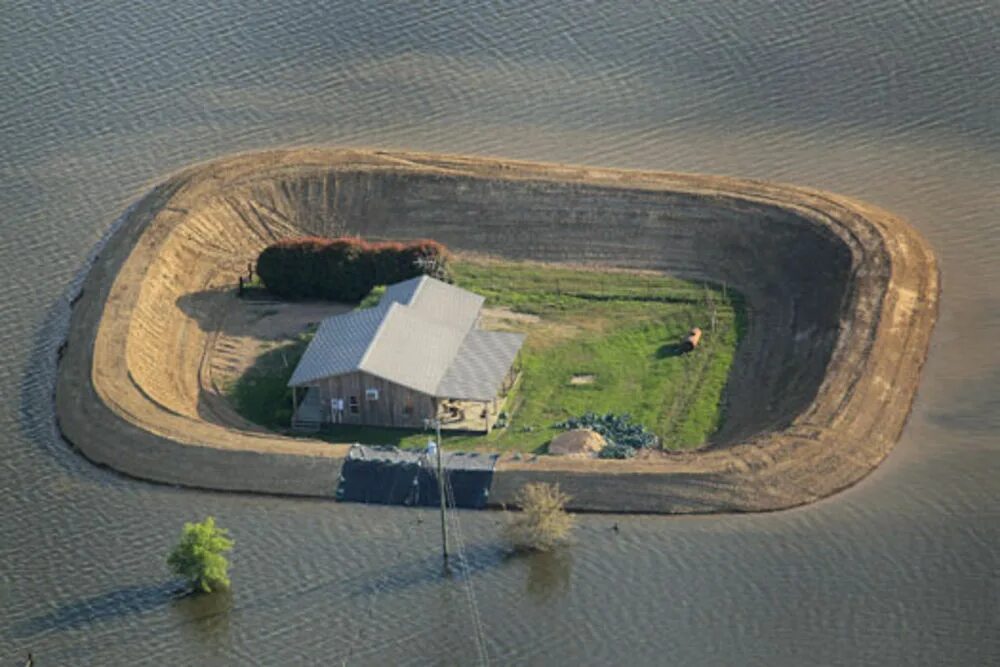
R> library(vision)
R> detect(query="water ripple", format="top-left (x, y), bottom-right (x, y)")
top-left (1, 1), bottom-right (998, 664)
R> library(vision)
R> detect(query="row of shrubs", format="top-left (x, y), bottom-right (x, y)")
top-left (554, 411), bottom-right (659, 459)
top-left (256, 237), bottom-right (452, 302)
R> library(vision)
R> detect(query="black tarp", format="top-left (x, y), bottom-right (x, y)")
top-left (336, 445), bottom-right (498, 509)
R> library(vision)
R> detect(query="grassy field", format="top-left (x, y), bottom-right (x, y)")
top-left (228, 255), bottom-right (744, 453)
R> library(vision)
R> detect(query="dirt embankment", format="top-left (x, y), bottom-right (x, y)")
top-left (55, 148), bottom-right (938, 512)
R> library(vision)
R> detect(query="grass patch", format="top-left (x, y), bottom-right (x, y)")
top-left (227, 333), bottom-right (312, 430)
top-left (449, 257), bottom-right (742, 451)
top-left (358, 285), bottom-right (386, 309)
top-left (227, 255), bottom-right (743, 453)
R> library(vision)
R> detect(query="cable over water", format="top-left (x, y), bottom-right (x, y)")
top-left (444, 469), bottom-right (490, 667)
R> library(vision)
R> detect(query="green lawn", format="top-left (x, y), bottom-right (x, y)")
top-left (227, 333), bottom-right (313, 431)
top-left (228, 255), bottom-right (744, 453)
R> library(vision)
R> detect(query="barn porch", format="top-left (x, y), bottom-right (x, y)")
top-left (436, 398), bottom-right (499, 432)
top-left (436, 365), bottom-right (520, 433)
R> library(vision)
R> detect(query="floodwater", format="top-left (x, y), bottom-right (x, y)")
top-left (1, 1), bottom-right (997, 664)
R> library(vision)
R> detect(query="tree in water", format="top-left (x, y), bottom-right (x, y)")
top-left (503, 483), bottom-right (575, 552)
top-left (167, 516), bottom-right (234, 593)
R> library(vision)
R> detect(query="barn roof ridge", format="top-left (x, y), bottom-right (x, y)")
top-left (288, 275), bottom-right (523, 401)
top-left (356, 301), bottom-right (400, 370)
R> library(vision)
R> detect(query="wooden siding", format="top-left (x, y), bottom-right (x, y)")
top-left (313, 371), bottom-right (436, 429)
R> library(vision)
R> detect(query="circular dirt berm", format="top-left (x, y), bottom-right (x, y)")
top-left (55, 147), bottom-right (939, 513)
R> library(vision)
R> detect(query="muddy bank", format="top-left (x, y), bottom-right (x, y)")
top-left (55, 148), bottom-right (938, 512)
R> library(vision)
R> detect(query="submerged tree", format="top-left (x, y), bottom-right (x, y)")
top-left (503, 483), bottom-right (575, 552)
top-left (167, 516), bottom-right (234, 593)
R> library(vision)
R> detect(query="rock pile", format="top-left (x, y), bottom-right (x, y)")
top-left (549, 429), bottom-right (606, 457)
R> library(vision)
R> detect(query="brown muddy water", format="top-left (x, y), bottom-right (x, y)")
top-left (1, 2), bottom-right (997, 664)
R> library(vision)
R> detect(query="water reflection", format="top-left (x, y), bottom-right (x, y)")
top-left (929, 368), bottom-right (1000, 435)
top-left (2, 0), bottom-right (998, 663)
top-left (522, 550), bottom-right (573, 602)
top-left (342, 543), bottom-right (507, 599)
top-left (170, 588), bottom-right (233, 649)
top-left (18, 581), bottom-right (185, 636)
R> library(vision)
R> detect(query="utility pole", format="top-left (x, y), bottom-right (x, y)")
top-left (427, 418), bottom-right (449, 568)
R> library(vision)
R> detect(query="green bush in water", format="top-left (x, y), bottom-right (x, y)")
top-left (167, 517), bottom-right (234, 594)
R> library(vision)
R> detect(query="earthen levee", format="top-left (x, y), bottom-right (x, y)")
top-left (55, 148), bottom-right (938, 512)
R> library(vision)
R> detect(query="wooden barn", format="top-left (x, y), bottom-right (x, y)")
top-left (288, 276), bottom-right (524, 433)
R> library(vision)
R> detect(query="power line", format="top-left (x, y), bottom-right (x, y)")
top-left (444, 471), bottom-right (490, 666)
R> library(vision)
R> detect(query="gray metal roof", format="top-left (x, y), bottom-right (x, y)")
top-left (359, 303), bottom-right (468, 395)
top-left (435, 330), bottom-right (526, 400)
top-left (288, 276), bottom-right (523, 400)
top-left (287, 304), bottom-right (389, 387)
top-left (381, 275), bottom-right (484, 333)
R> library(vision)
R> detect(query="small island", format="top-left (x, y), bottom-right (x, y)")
top-left (226, 247), bottom-right (741, 457)
top-left (55, 148), bottom-right (939, 513)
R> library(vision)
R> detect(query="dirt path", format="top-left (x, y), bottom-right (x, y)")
top-left (205, 298), bottom-right (347, 395)
top-left (54, 148), bottom-right (938, 512)
top-left (198, 296), bottom-right (351, 432)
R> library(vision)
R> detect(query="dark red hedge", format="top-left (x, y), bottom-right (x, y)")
top-left (256, 237), bottom-right (451, 302)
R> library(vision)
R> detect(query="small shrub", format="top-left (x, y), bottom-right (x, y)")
top-left (503, 483), bottom-right (574, 552)
top-left (597, 443), bottom-right (636, 459)
top-left (167, 517), bottom-right (234, 594)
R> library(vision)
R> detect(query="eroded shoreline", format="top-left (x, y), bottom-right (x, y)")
top-left (55, 148), bottom-right (939, 513)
